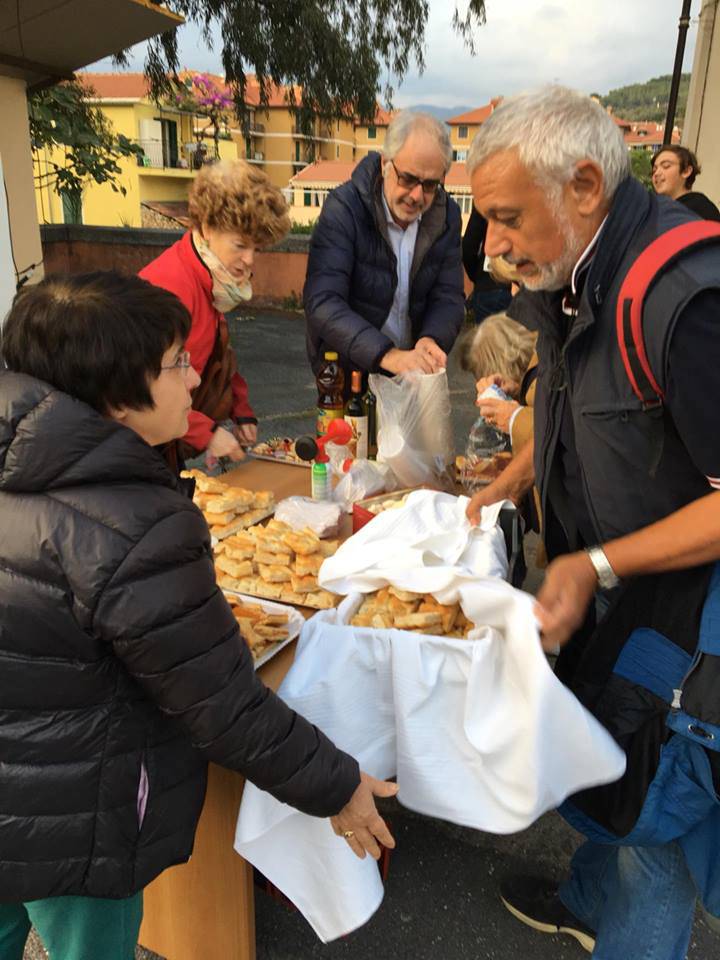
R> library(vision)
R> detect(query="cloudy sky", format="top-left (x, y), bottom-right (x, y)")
top-left (90, 0), bottom-right (699, 108)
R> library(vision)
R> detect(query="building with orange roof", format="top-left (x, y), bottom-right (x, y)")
top-left (1, 0), bottom-right (182, 309)
top-left (354, 106), bottom-right (398, 156)
top-left (34, 71), bottom-right (240, 229)
top-left (446, 98), bottom-right (502, 161)
top-left (286, 159), bottom-right (473, 227)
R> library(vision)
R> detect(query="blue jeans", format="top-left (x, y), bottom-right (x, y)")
top-left (560, 840), bottom-right (697, 960)
top-left (471, 286), bottom-right (512, 323)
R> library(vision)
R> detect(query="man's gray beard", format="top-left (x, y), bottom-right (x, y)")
top-left (522, 224), bottom-right (587, 292)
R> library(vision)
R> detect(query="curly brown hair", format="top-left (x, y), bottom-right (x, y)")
top-left (188, 159), bottom-right (291, 247)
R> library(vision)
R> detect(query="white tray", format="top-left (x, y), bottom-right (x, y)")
top-left (222, 591), bottom-right (305, 669)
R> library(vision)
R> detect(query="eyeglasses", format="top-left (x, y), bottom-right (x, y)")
top-left (161, 350), bottom-right (193, 373)
top-left (390, 160), bottom-right (443, 195)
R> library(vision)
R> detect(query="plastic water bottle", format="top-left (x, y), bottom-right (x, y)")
top-left (462, 383), bottom-right (511, 492)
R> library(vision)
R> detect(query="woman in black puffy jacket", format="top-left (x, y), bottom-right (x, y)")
top-left (0, 272), bottom-right (395, 960)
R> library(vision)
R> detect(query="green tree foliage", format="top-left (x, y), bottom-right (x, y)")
top-left (601, 74), bottom-right (690, 124)
top-left (29, 80), bottom-right (142, 203)
top-left (630, 148), bottom-right (653, 191)
top-left (122, 1), bottom-right (487, 129)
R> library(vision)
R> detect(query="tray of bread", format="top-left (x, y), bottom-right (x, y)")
top-left (182, 469), bottom-right (275, 538)
top-left (349, 585), bottom-right (474, 638)
top-left (214, 519), bottom-right (339, 609)
top-left (250, 436), bottom-right (309, 468)
top-left (223, 592), bottom-right (305, 668)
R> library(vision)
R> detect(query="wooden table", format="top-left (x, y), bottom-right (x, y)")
top-left (138, 459), bottom-right (322, 960)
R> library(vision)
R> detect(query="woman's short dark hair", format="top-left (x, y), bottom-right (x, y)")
top-left (1, 271), bottom-right (191, 413)
top-left (651, 145), bottom-right (701, 188)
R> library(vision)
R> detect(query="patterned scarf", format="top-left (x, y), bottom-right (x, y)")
top-left (192, 230), bottom-right (253, 313)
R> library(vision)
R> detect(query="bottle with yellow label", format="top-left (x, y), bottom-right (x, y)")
top-left (316, 350), bottom-right (345, 436)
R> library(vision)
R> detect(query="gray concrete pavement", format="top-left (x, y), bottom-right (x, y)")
top-left (24, 310), bottom-right (719, 959)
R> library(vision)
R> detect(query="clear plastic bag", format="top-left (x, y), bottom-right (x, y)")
top-left (332, 459), bottom-right (398, 512)
top-left (461, 385), bottom-right (512, 493)
top-left (369, 370), bottom-right (455, 490)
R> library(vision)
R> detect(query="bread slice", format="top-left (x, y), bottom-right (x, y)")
top-left (394, 612), bottom-right (443, 631)
top-left (257, 563), bottom-right (292, 583)
top-left (294, 553), bottom-right (324, 577)
top-left (215, 555), bottom-right (253, 579)
top-left (283, 530), bottom-right (320, 556)
top-left (256, 549), bottom-right (293, 566)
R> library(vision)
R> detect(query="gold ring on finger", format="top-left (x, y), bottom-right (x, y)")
top-left (342, 830), bottom-right (354, 839)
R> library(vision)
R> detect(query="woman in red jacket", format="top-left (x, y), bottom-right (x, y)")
top-left (141, 160), bottom-right (290, 463)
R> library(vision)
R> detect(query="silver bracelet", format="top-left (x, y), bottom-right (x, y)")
top-left (585, 545), bottom-right (621, 591)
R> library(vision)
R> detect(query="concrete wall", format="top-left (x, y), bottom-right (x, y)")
top-left (40, 225), bottom-right (311, 304)
top-left (0, 76), bottom-right (44, 283)
top-left (684, 0), bottom-right (720, 206)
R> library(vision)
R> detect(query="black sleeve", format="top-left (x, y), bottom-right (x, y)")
top-left (462, 208), bottom-right (487, 283)
top-left (94, 506), bottom-right (360, 818)
top-left (665, 289), bottom-right (720, 488)
top-left (678, 193), bottom-right (720, 223)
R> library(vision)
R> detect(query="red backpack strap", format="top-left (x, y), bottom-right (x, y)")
top-left (616, 221), bottom-right (720, 410)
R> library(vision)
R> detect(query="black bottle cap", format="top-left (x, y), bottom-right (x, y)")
top-left (295, 435), bottom-right (319, 461)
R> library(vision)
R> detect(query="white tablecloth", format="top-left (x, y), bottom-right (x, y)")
top-left (235, 583), bottom-right (626, 942)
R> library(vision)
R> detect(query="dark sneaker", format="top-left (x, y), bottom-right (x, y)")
top-left (500, 875), bottom-right (596, 953)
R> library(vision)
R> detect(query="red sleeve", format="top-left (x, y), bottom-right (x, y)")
top-left (231, 372), bottom-right (256, 421)
top-left (184, 410), bottom-right (215, 453)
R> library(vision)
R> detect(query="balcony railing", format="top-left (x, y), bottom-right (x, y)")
top-left (136, 139), bottom-right (166, 169)
top-left (134, 139), bottom-right (219, 171)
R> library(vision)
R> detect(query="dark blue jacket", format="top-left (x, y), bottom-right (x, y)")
top-left (516, 177), bottom-right (719, 552)
top-left (304, 152), bottom-right (465, 373)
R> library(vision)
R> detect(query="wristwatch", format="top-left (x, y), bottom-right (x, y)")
top-left (585, 546), bottom-right (621, 590)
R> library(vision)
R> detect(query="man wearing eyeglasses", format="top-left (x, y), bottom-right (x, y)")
top-left (304, 111), bottom-right (464, 384)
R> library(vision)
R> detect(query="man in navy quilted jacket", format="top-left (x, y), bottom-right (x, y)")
top-left (304, 111), bottom-right (465, 380)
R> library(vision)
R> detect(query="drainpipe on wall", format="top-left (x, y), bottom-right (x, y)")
top-left (664, 0), bottom-right (694, 144)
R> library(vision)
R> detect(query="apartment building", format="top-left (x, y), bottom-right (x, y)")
top-left (445, 99), bottom-right (502, 162)
top-left (34, 72), bottom-right (238, 229)
top-left (239, 78), bottom-right (355, 190)
top-left (288, 159), bottom-right (474, 228)
top-left (353, 107), bottom-right (397, 156)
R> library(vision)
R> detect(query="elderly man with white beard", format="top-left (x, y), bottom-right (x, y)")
top-left (465, 86), bottom-right (720, 960)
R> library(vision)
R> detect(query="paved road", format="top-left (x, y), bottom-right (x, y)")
top-left (24, 310), bottom-right (718, 959)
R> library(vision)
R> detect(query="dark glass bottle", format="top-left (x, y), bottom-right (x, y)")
top-left (344, 370), bottom-right (369, 459)
top-left (315, 351), bottom-right (345, 437)
top-left (363, 383), bottom-right (377, 460)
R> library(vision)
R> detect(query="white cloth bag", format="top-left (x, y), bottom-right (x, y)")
top-left (235, 584), bottom-right (626, 942)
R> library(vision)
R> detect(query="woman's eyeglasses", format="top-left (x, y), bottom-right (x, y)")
top-left (390, 160), bottom-right (443, 195)
top-left (161, 350), bottom-right (193, 373)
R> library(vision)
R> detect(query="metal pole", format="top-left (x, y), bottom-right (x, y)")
top-left (664, 0), bottom-right (693, 144)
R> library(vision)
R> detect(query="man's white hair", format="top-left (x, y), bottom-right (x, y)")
top-left (383, 110), bottom-right (453, 173)
top-left (466, 85), bottom-right (630, 200)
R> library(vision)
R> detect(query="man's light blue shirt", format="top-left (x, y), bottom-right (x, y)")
top-left (380, 191), bottom-right (420, 350)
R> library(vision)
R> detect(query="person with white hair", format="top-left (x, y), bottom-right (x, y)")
top-left (466, 85), bottom-right (720, 960)
top-left (304, 110), bottom-right (465, 382)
